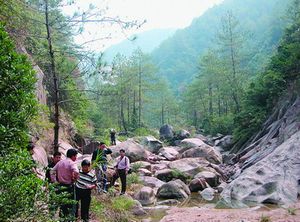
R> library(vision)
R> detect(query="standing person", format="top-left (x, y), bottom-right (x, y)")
top-left (51, 148), bottom-right (79, 220)
top-left (111, 149), bottom-right (130, 195)
top-left (46, 151), bottom-right (62, 183)
top-left (75, 160), bottom-right (96, 222)
top-left (110, 129), bottom-right (116, 145)
top-left (91, 142), bottom-right (112, 193)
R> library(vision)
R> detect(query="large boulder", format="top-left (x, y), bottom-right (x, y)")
top-left (158, 147), bottom-right (179, 161)
top-left (157, 180), bottom-right (191, 199)
top-left (200, 187), bottom-right (216, 201)
top-left (159, 124), bottom-right (174, 140)
top-left (140, 136), bottom-right (163, 154)
top-left (215, 135), bottom-right (233, 151)
top-left (141, 176), bottom-right (165, 189)
top-left (154, 169), bottom-right (174, 182)
top-left (151, 162), bottom-right (169, 173)
top-left (189, 178), bottom-right (208, 192)
top-left (176, 129), bottom-right (191, 140)
top-left (133, 161), bottom-right (152, 171)
top-left (195, 171), bottom-right (220, 187)
top-left (134, 186), bottom-right (156, 206)
top-left (179, 138), bottom-right (207, 153)
top-left (112, 139), bottom-right (148, 162)
top-left (168, 158), bottom-right (209, 177)
top-left (218, 131), bottom-right (300, 208)
top-left (181, 146), bottom-right (222, 164)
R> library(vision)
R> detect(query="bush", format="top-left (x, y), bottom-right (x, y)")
top-left (0, 23), bottom-right (37, 154)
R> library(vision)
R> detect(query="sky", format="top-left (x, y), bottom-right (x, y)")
top-left (63, 0), bottom-right (223, 51)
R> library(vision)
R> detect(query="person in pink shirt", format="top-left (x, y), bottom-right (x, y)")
top-left (51, 148), bottom-right (79, 220)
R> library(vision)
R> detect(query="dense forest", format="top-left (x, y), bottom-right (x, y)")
top-left (1, 0), bottom-right (300, 220)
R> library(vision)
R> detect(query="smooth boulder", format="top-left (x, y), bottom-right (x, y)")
top-left (158, 147), bottom-right (179, 161)
top-left (181, 145), bottom-right (222, 164)
top-left (134, 186), bottom-right (156, 206)
top-left (157, 179), bottom-right (191, 199)
top-left (159, 124), bottom-right (174, 140)
top-left (112, 139), bottom-right (148, 162)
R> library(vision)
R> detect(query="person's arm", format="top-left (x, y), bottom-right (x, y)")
top-left (91, 150), bottom-right (97, 163)
top-left (106, 148), bottom-right (112, 155)
top-left (125, 157), bottom-right (130, 174)
top-left (71, 162), bottom-right (79, 181)
top-left (50, 163), bottom-right (58, 183)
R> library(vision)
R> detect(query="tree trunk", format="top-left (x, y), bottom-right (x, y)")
top-left (45, 0), bottom-right (59, 153)
top-left (138, 61), bottom-right (142, 128)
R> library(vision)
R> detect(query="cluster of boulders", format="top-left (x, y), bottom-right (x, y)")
top-left (104, 125), bottom-right (234, 210)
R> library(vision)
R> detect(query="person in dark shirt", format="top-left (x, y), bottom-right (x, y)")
top-left (91, 142), bottom-right (112, 192)
top-left (110, 129), bottom-right (116, 145)
top-left (46, 151), bottom-right (62, 183)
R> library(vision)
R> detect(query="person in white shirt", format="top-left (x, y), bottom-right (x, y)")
top-left (111, 149), bottom-right (130, 195)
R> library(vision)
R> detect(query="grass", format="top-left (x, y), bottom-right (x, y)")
top-left (260, 215), bottom-right (271, 222)
top-left (111, 196), bottom-right (135, 211)
top-left (131, 162), bottom-right (143, 173)
top-left (287, 207), bottom-right (297, 215)
top-left (91, 195), bottom-right (135, 222)
top-left (127, 172), bottom-right (142, 187)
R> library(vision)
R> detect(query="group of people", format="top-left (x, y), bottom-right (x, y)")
top-left (47, 141), bottom-right (130, 222)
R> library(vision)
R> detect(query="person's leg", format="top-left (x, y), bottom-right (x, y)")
top-left (102, 164), bottom-right (107, 191)
top-left (75, 187), bottom-right (80, 219)
top-left (110, 171), bottom-right (119, 187)
top-left (81, 189), bottom-right (91, 221)
top-left (119, 169), bottom-right (127, 194)
top-left (60, 185), bottom-right (75, 221)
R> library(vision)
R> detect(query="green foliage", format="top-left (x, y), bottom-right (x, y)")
top-left (0, 151), bottom-right (53, 221)
top-left (0, 23), bottom-right (37, 153)
top-left (233, 2), bottom-right (300, 147)
top-left (127, 172), bottom-right (142, 187)
top-left (91, 195), bottom-right (135, 222)
top-left (259, 215), bottom-right (271, 222)
top-left (287, 207), bottom-right (297, 215)
top-left (111, 196), bottom-right (135, 211)
top-left (170, 169), bottom-right (191, 183)
top-left (131, 162), bottom-right (143, 173)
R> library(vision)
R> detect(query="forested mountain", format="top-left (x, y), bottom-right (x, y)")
top-left (103, 28), bottom-right (176, 63)
top-left (152, 0), bottom-right (292, 88)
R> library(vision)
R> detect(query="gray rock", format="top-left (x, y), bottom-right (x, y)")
top-left (131, 199), bottom-right (147, 216)
top-left (200, 187), bottom-right (216, 201)
top-left (158, 147), bottom-right (179, 161)
top-left (138, 168), bottom-right (152, 176)
top-left (141, 176), bottom-right (165, 189)
top-left (112, 139), bottom-right (148, 162)
top-left (176, 129), bottom-right (191, 140)
top-left (179, 138), bottom-right (206, 153)
top-left (219, 131), bottom-right (300, 207)
top-left (156, 199), bottom-right (180, 205)
top-left (189, 178), bottom-right (208, 192)
top-left (168, 158), bottom-right (209, 177)
top-left (133, 161), bottom-right (152, 171)
top-left (159, 124), bottom-right (174, 140)
top-left (154, 168), bottom-right (174, 182)
top-left (195, 171), bottom-right (219, 187)
top-left (215, 135), bottom-right (233, 151)
top-left (141, 136), bottom-right (163, 154)
top-left (157, 179), bottom-right (191, 199)
top-left (134, 186), bottom-right (156, 206)
top-left (181, 145), bottom-right (222, 164)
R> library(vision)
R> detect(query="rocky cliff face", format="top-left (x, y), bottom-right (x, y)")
top-left (219, 96), bottom-right (300, 207)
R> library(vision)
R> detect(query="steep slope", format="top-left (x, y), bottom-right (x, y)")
top-left (152, 0), bottom-right (291, 88)
top-left (103, 28), bottom-right (176, 62)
